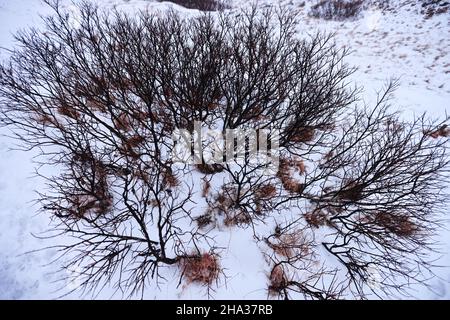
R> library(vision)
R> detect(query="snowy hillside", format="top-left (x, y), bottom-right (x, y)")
top-left (0, 0), bottom-right (449, 299)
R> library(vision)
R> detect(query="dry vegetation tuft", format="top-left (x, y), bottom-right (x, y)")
top-left (181, 253), bottom-right (221, 285)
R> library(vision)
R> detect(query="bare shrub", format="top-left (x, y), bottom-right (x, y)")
top-left (421, 1), bottom-right (450, 18)
top-left (162, 0), bottom-right (230, 11)
top-left (309, 0), bottom-right (364, 20)
top-left (0, 1), bottom-right (448, 300)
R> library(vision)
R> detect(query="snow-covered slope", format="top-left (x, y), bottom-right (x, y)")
top-left (0, 0), bottom-right (449, 299)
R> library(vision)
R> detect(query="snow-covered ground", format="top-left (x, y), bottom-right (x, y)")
top-left (0, 0), bottom-right (449, 299)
